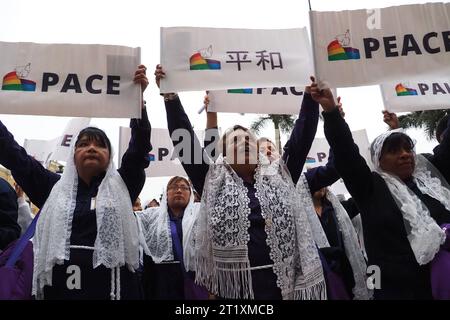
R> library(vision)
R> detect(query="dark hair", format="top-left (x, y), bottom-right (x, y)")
top-left (75, 127), bottom-right (111, 153)
top-left (436, 114), bottom-right (449, 143)
top-left (380, 132), bottom-right (415, 157)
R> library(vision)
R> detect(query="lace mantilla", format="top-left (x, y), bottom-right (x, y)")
top-left (188, 154), bottom-right (326, 300)
top-left (298, 175), bottom-right (371, 300)
top-left (371, 130), bottom-right (447, 265)
top-left (138, 184), bottom-right (199, 265)
top-left (32, 131), bottom-right (140, 299)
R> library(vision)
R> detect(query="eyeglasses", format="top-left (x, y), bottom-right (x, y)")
top-left (168, 185), bottom-right (190, 192)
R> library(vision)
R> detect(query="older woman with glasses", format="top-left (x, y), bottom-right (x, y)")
top-left (138, 176), bottom-right (208, 300)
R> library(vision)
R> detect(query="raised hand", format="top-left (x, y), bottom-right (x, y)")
top-left (203, 93), bottom-right (210, 112)
top-left (154, 64), bottom-right (165, 89)
top-left (204, 91), bottom-right (217, 129)
top-left (309, 76), bottom-right (336, 112)
top-left (382, 110), bottom-right (400, 130)
top-left (133, 64), bottom-right (149, 92)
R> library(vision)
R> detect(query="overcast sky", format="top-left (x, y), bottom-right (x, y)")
top-left (0, 0), bottom-right (444, 205)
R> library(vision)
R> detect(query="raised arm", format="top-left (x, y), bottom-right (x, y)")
top-left (312, 83), bottom-right (374, 202)
top-left (204, 93), bottom-right (217, 130)
top-left (203, 93), bottom-right (220, 163)
top-left (305, 101), bottom-right (346, 193)
top-left (118, 106), bottom-right (151, 203)
top-left (155, 65), bottom-right (210, 196)
top-left (282, 80), bottom-right (320, 184)
top-left (304, 149), bottom-right (340, 194)
top-left (0, 121), bottom-right (60, 208)
top-left (118, 65), bottom-right (152, 203)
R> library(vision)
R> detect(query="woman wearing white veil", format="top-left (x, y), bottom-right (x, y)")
top-left (155, 65), bottom-right (327, 300)
top-left (138, 176), bottom-right (208, 300)
top-left (316, 83), bottom-right (450, 299)
top-left (0, 65), bottom-right (151, 299)
top-left (258, 134), bottom-right (370, 300)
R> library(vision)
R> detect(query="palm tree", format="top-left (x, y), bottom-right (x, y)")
top-left (398, 109), bottom-right (450, 140)
top-left (250, 114), bottom-right (296, 151)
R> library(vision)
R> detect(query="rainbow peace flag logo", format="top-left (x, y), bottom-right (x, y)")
top-left (2, 63), bottom-right (36, 91)
top-left (395, 83), bottom-right (418, 96)
top-left (190, 45), bottom-right (221, 70)
top-left (327, 30), bottom-right (360, 61)
top-left (227, 88), bottom-right (253, 94)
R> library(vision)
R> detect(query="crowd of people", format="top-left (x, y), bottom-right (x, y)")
top-left (0, 62), bottom-right (448, 300)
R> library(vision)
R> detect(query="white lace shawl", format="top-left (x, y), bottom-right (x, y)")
top-left (297, 175), bottom-right (371, 300)
top-left (137, 185), bottom-right (199, 264)
top-left (32, 133), bottom-right (140, 299)
top-left (370, 130), bottom-right (448, 265)
top-left (351, 214), bottom-right (368, 261)
top-left (185, 154), bottom-right (327, 300)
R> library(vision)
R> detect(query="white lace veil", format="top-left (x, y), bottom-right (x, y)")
top-left (370, 130), bottom-right (447, 265)
top-left (326, 191), bottom-right (371, 299)
top-left (187, 154), bottom-right (327, 300)
top-left (138, 180), bottom-right (199, 264)
top-left (32, 130), bottom-right (140, 299)
top-left (298, 175), bottom-right (371, 300)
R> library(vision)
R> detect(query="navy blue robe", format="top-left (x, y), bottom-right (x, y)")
top-left (0, 109), bottom-right (151, 299)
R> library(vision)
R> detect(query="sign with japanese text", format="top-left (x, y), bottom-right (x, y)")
top-left (160, 27), bottom-right (314, 93)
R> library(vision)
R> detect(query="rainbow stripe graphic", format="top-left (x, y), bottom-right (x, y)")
top-left (327, 40), bottom-right (360, 61)
top-left (2, 71), bottom-right (36, 91)
top-left (306, 157), bottom-right (316, 164)
top-left (190, 52), bottom-right (221, 70)
top-left (395, 83), bottom-right (418, 96)
top-left (227, 88), bottom-right (253, 94)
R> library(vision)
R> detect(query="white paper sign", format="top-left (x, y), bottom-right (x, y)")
top-left (208, 87), bottom-right (337, 115)
top-left (51, 118), bottom-right (91, 161)
top-left (380, 80), bottom-right (450, 112)
top-left (119, 127), bottom-right (207, 178)
top-left (160, 27), bottom-right (314, 93)
top-left (23, 117), bottom-right (91, 166)
top-left (208, 87), bottom-right (305, 115)
top-left (0, 41), bottom-right (141, 118)
top-left (311, 3), bottom-right (450, 88)
top-left (23, 138), bottom-right (57, 166)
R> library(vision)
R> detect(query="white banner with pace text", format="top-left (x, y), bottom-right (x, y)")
top-left (311, 3), bottom-right (450, 88)
top-left (380, 79), bottom-right (450, 112)
top-left (0, 41), bottom-right (141, 118)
